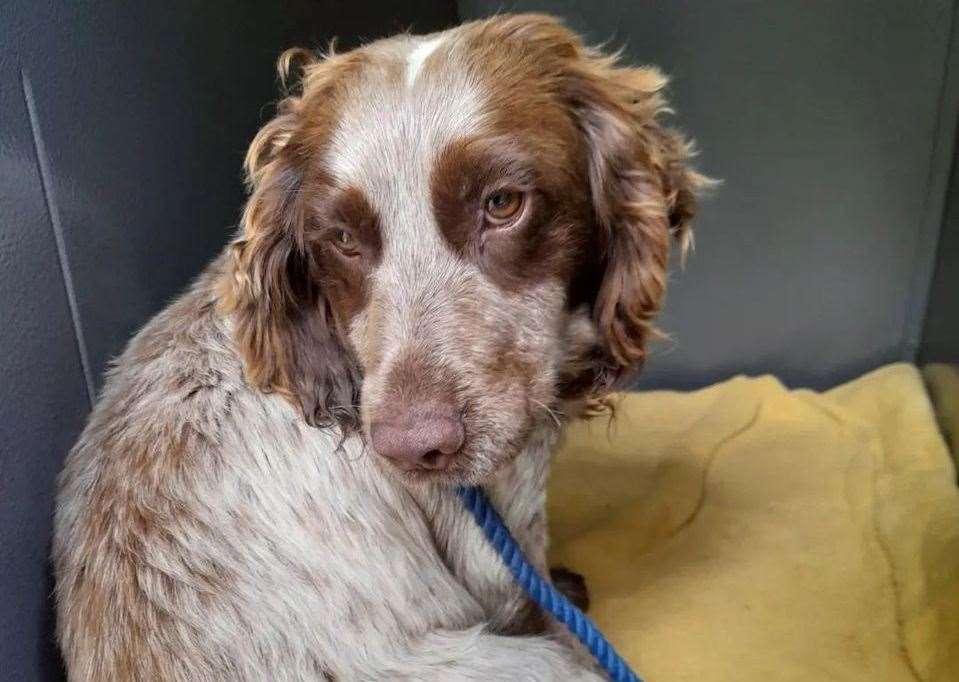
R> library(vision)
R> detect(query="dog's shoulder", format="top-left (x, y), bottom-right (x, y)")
top-left (55, 256), bottom-right (250, 515)
top-left (96, 257), bottom-right (240, 437)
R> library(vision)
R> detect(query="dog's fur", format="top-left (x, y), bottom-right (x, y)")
top-left (53, 14), bottom-right (705, 681)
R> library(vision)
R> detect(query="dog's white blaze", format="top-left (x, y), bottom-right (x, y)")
top-left (326, 38), bottom-right (483, 218)
top-left (325, 34), bottom-right (496, 409)
top-left (406, 35), bottom-right (445, 86)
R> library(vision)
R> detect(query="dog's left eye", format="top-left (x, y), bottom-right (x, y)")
top-left (484, 190), bottom-right (524, 223)
top-left (332, 229), bottom-right (358, 255)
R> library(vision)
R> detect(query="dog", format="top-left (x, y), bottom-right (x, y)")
top-left (53, 14), bottom-right (705, 681)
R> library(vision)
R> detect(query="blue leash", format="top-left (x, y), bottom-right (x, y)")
top-left (456, 486), bottom-right (643, 682)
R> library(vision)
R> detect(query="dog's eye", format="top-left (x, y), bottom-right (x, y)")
top-left (484, 190), bottom-right (524, 223)
top-left (332, 229), bottom-right (358, 255)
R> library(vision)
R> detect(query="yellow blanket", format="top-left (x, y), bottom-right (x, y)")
top-left (549, 364), bottom-right (959, 681)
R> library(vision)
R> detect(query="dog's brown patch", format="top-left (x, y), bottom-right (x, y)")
top-left (450, 14), bottom-right (708, 392)
top-left (309, 184), bottom-right (383, 328)
top-left (219, 49), bottom-right (375, 431)
top-left (430, 135), bottom-right (595, 294)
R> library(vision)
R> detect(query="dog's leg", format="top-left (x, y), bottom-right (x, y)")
top-left (375, 626), bottom-right (606, 681)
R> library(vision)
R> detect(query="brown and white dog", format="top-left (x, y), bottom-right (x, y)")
top-left (53, 14), bottom-right (705, 681)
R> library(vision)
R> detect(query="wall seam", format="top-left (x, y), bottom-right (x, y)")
top-left (21, 68), bottom-right (96, 409)
top-left (900, 0), bottom-right (959, 362)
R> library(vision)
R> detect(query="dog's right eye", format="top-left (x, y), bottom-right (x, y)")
top-left (331, 229), bottom-right (359, 256)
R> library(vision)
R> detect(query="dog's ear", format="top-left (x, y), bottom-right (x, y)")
top-left (566, 51), bottom-right (709, 387)
top-left (219, 49), bottom-right (361, 432)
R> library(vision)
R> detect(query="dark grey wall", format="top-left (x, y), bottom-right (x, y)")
top-left (0, 57), bottom-right (92, 682)
top-left (463, 0), bottom-right (959, 389)
top-left (0, 2), bottom-right (455, 680)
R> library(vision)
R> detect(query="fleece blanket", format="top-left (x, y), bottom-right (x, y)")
top-left (548, 363), bottom-right (959, 682)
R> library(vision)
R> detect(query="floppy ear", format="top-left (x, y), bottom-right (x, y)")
top-left (219, 49), bottom-right (361, 432)
top-left (567, 52), bottom-right (709, 386)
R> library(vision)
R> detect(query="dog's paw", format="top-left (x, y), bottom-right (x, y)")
top-left (549, 566), bottom-right (590, 612)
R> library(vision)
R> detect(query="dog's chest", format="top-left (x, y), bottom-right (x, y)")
top-left (223, 407), bottom-right (557, 637)
top-left (412, 440), bottom-right (554, 633)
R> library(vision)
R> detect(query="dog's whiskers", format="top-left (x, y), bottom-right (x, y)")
top-left (530, 398), bottom-right (565, 429)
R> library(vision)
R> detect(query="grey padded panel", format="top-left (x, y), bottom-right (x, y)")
top-left (461, 0), bottom-right (956, 389)
top-left (0, 59), bottom-right (89, 682)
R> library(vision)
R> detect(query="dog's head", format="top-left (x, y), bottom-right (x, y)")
top-left (221, 14), bottom-right (706, 484)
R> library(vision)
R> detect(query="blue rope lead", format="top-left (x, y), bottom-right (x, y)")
top-left (456, 485), bottom-right (643, 682)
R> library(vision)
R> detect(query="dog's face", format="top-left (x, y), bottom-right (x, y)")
top-left (222, 15), bottom-right (704, 485)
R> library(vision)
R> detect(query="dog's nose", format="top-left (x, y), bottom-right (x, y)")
top-left (370, 403), bottom-right (464, 470)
